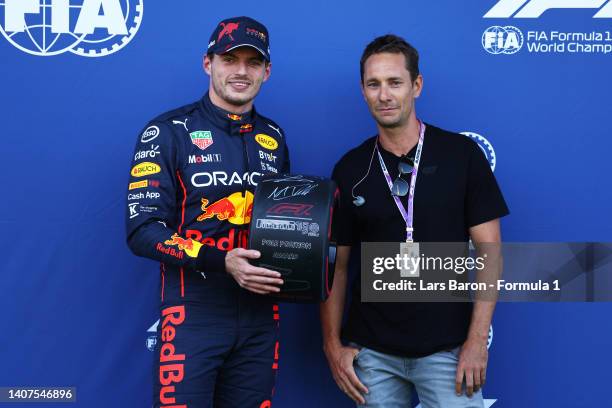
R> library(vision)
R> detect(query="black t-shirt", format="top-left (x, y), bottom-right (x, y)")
top-left (332, 123), bottom-right (509, 357)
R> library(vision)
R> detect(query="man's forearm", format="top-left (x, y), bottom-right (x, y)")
top-left (467, 300), bottom-right (495, 343)
top-left (320, 267), bottom-right (347, 351)
top-left (469, 249), bottom-right (501, 342)
top-left (468, 220), bottom-right (503, 344)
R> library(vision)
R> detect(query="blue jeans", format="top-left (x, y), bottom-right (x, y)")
top-left (352, 345), bottom-right (484, 408)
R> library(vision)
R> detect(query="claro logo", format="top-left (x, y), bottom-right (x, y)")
top-left (131, 162), bottom-right (160, 177)
top-left (484, 0), bottom-right (612, 18)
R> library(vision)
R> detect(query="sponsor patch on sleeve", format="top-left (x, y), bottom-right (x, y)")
top-left (164, 233), bottom-right (203, 258)
top-left (131, 162), bottom-right (161, 177)
top-left (129, 180), bottom-right (149, 190)
top-left (141, 126), bottom-right (160, 143)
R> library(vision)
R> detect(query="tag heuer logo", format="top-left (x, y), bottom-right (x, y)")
top-left (190, 131), bottom-right (213, 151)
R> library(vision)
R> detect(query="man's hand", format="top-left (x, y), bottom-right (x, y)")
top-left (455, 337), bottom-right (488, 397)
top-left (225, 248), bottom-right (283, 295)
top-left (324, 343), bottom-right (368, 404)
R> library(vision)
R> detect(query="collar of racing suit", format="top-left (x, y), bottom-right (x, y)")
top-left (199, 92), bottom-right (256, 136)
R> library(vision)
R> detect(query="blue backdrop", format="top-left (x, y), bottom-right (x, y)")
top-left (1, 1), bottom-right (611, 407)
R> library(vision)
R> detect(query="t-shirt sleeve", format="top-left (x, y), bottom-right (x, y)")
top-left (331, 160), bottom-right (356, 246)
top-left (465, 141), bottom-right (509, 227)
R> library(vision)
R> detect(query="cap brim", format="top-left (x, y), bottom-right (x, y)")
top-left (222, 43), bottom-right (270, 61)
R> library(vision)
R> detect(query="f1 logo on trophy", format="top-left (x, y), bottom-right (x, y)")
top-left (249, 175), bottom-right (338, 302)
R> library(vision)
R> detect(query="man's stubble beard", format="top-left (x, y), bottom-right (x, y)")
top-left (376, 116), bottom-right (403, 129)
top-left (212, 74), bottom-right (263, 109)
top-left (373, 110), bottom-right (408, 129)
top-left (374, 103), bottom-right (413, 130)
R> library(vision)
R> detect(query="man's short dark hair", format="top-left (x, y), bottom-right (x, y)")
top-left (360, 34), bottom-right (420, 83)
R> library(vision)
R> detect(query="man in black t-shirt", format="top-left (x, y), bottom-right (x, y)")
top-left (320, 35), bottom-right (509, 407)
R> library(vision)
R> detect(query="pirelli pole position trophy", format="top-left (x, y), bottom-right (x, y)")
top-left (249, 175), bottom-right (338, 302)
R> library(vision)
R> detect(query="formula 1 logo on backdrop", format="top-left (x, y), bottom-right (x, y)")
top-left (484, 0), bottom-right (612, 18)
top-left (0, 0), bottom-right (143, 57)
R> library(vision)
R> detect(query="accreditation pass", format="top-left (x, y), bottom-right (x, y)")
top-left (399, 242), bottom-right (420, 278)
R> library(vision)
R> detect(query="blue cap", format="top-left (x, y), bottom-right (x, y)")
top-left (207, 16), bottom-right (270, 61)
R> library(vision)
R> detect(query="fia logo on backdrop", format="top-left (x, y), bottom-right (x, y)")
top-left (482, 26), bottom-right (524, 54)
top-left (0, 0), bottom-right (143, 57)
top-left (481, 0), bottom-right (612, 56)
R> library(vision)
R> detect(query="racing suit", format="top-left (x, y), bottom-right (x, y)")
top-left (126, 92), bottom-right (289, 408)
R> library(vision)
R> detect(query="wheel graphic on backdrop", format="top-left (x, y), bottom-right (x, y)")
top-left (461, 131), bottom-right (497, 172)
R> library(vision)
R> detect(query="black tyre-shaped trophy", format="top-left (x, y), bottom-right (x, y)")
top-left (248, 175), bottom-right (338, 302)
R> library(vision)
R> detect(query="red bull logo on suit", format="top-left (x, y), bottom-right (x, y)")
top-left (197, 191), bottom-right (254, 225)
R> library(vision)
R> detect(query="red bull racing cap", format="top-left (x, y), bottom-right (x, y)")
top-left (207, 16), bottom-right (271, 61)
